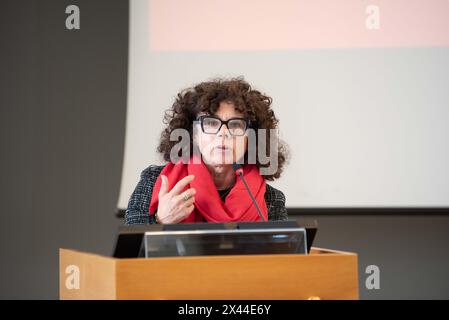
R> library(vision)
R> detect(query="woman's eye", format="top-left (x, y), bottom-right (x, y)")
top-left (204, 119), bottom-right (220, 127)
top-left (229, 121), bottom-right (245, 129)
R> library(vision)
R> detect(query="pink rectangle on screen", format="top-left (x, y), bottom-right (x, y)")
top-left (148, 0), bottom-right (449, 51)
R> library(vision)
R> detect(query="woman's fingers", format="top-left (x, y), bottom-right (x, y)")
top-left (158, 175), bottom-right (169, 197)
top-left (171, 204), bottom-right (195, 224)
top-left (172, 196), bottom-right (195, 213)
top-left (169, 174), bottom-right (195, 196)
top-left (185, 204), bottom-right (195, 214)
top-left (157, 175), bottom-right (197, 224)
top-left (181, 204), bottom-right (195, 218)
top-left (173, 188), bottom-right (196, 203)
top-left (182, 198), bottom-right (196, 210)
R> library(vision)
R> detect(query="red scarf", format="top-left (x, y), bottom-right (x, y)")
top-left (149, 158), bottom-right (268, 223)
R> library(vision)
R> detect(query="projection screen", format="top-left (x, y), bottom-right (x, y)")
top-left (118, 0), bottom-right (449, 210)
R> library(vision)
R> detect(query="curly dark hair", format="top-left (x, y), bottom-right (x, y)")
top-left (157, 77), bottom-right (289, 180)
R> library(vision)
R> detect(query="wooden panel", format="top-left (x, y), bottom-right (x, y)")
top-left (59, 247), bottom-right (359, 300)
top-left (59, 249), bottom-right (116, 300)
top-left (115, 248), bottom-right (358, 300)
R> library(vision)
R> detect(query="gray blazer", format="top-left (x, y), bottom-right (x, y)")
top-left (125, 165), bottom-right (288, 225)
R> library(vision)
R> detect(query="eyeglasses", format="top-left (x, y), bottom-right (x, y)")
top-left (197, 115), bottom-right (251, 136)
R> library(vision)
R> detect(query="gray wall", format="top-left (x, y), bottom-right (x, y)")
top-left (1, 0), bottom-right (448, 299)
top-left (304, 214), bottom-right (449, 299)
top-left (0, 0), bottom-right (127, 299)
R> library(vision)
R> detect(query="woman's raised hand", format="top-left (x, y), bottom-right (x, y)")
top-left (155, 174), bottom-right (196, 224)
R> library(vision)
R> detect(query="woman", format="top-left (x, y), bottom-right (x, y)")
top-left (125, 77), bottom-right (289, 225)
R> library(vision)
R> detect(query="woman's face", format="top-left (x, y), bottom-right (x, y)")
top-left (195, 101), bottom-right (248, 166)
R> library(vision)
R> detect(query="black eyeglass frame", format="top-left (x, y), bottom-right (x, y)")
top-left (196, 115), bottom-right (252, 136)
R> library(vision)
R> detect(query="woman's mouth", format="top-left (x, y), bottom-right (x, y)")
top-left (214, 145), bottom-right (232, 152)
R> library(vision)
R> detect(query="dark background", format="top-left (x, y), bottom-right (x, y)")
top-left (1, 0), bottom-right (448, 299)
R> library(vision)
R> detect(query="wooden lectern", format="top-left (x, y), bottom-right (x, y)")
top-left (59, 247), bottom-right (359, 300)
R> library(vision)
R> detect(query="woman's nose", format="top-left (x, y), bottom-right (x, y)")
top-left (217, 123), bottom-right (231, 138)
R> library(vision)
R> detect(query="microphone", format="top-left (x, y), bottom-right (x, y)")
top-left (232, 162), bottom-right (266, 222)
